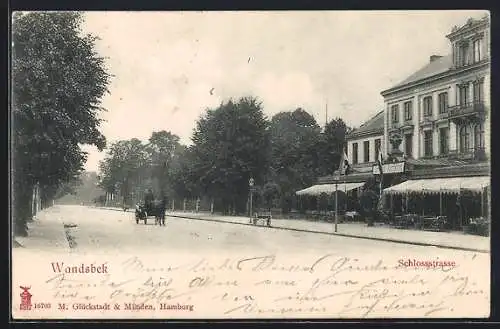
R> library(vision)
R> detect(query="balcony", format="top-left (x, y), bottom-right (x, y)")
top-left (419, 117), bottom-right (434, 130)
top-left (400, 118), bottom-right (414, 129)
top-left (437, 111), bottom-right (449, 121)
top-left (448, 101), bottom-right (486, 123)
top-left (447, 147), bottom-right (487, 161)
top-left (389, 121), bottom-right (402, 133)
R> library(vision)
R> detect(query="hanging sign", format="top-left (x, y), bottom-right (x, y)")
top-left (373, 162), bottom-right (405, 175)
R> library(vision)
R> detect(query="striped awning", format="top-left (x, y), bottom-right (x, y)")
top-left (296, 182), bottom-right (365, 196)
top-left (383, 176), bottom-right (490, 195)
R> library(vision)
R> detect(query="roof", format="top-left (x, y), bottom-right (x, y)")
top-left (296, 182), bottom-right (365, 196)
top-left (406, 158), bottom-right (468, 167)
top-left (446, 16), bottom-right (489, 40)
top-left (386, 55), bottom-right (453, 91)
top-left (317, 171), bottom-right (372, 184)
top-left (383, 176), bottom-right (490, 195)
top-left (347, 110), bottom-right (384, 139)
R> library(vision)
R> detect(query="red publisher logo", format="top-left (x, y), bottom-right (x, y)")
top-left (19, 286), bottom-right (32, 311)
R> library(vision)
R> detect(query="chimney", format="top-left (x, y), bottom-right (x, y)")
top-left (430, 55), bottom-right (443, 63)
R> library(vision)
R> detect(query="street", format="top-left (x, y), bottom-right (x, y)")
top-left (12, 205), bottom-right (490, 319)
top-left (18, 205), bottom-right (488, 260)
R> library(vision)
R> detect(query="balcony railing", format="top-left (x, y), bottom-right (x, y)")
top-left (448, 101), bottom-right (485, 119)
top-left (447, 147), bottom-right (487, 161)
top-left (390, 121), bottom-right (402, 130)
top-left (420, 147), bottom-right (487, 161)
top-left (419, 117), bottom-right (434, 128)
top-left (437, 111), bottom-right (449, 120)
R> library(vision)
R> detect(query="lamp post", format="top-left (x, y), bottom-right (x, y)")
top-left (249, 177), bottom-right (255, 223)
top-left (334, 176), bottom-right (339, 233)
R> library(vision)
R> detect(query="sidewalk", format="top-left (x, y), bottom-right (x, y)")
top-left (99, 206), bottom-right (490, 253)
top-left (169, 212), bottom-right (490, 253)
top-left (13, 206), bottom-right (70, 252)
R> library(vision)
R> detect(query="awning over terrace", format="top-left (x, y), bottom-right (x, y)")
top-left (383, 176), bottom-right (490, 195)
top-left (296, 182), bottom-right (365, 196)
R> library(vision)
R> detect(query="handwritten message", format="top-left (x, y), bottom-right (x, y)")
top-left (12, 251), bottom-right (490, 319)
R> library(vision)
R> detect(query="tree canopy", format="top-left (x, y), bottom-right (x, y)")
top-left (268, 108), bottom-right (322, 212)
top-left (96, 104), bottom-right (352, 215)
top-left (12, 12), bottom-right (110, 236)
top-left (189, 97), bottom-right (270, 213)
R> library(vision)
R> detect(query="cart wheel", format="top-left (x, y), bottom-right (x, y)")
top-left (136, 219), bottom-right (139, 224)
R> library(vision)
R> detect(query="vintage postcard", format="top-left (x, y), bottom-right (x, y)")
top-left (11, 10), bottom-right (490, 320)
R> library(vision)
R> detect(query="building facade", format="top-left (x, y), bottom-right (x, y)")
top-left (381, 16), bottom-right (490, 162)
top-left (297, 16), bottom-right (490, 226)
top-left (346, 110), bottom-right (384, 170)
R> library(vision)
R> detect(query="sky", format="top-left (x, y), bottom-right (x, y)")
top-left (79, 10), bottom-right (488, 172)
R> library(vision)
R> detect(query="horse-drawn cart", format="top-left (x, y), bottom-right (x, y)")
top-left (135, 200), bottom-right (166, 226)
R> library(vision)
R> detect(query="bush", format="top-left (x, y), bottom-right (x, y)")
top-left (464, 217), bottom-right (490, 236)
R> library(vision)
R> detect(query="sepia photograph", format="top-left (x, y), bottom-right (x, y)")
top-left (10, 10), bottom-right (490, 320)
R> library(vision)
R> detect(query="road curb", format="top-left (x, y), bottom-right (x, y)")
top-left (94, 206), bottom-right (489, 254)
top-left (168, 214), bottom-right (489, 254)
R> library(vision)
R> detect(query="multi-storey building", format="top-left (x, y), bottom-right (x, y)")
top-left (346, 110), bottom-right (384, 170)
top-left (298, 16), bottom-right (490, 229)
top-left (381, 16), bottom-right (490, 162)
top-left (379, 16), bottom-right (490, 228)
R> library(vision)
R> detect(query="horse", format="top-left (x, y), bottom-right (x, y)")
top-left (134, 199), bottom-right (166, 226)
top-left (152, 199), bottom-right (166, 226)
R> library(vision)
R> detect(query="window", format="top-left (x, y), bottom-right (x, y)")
top-left (352, 143), bottom-right (358, 164)
top-left (460, 125), bottom-right (471, 153)
top-left (424, 130), bottom-right (433, 157)
top-left (459, 43), bottom-right (469, 66)
top-left (374, 139), bottom-right (381, 161)
top-left (405, 133), bottom-right (413, 158)
top-left (391, 104), bottom-right (399, 123)
top-left (473, 79), bottom-right (484, 102)
top-left (423, 96), bottom-right (433, 117)
top-left (473, 39), bottom-right (482, 63)
top-left (474, 123), bottom-right (485, 150)
top-left (438, 92), bottom-right (448, 114)
top-left (458, 84), bottom-right (469, 106)
top-left (439, 127), bottom-right (449, 155)
top-left (404, 101), bottom-right (412, 121)
top-left (363, 141), bottom-right (370, 163)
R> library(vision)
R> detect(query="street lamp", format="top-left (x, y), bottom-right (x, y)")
top-left (334, 176), bottom-right (339, 233)
top-left (249, 177), bottom-right (255, 223)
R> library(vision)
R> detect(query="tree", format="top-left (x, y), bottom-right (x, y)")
top-left (359, 183), bottom-right (379, 226)
top-left (318, 118), bottom-right (350, 176)
top-left (56, 171), bottom-right (105, 205)
top-left (169, 145), bottom-right (199, 199)
top-left (98, 139), bottom-right (150, 205)
top-left (190, 97), bottom-right (270, 214)
top-left (269, 108), bottom-right (322, 212)
top-left (146, 131), bottom-right (181, 198)
top-left (12, 12), bottom-right (110, 236)
top-left (261, 182), bottom-right (280, 211)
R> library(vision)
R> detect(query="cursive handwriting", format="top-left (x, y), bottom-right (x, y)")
top-left (109, 286), bottom-right (193, 304)
top-left (122, 256), bottom-right (182, 273)
top-left (38, 253), bottom-right (487, 318)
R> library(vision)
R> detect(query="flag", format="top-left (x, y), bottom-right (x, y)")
top-left (377, 147), bottom-right (384, 197)
top-left (338, 150), bottom-right (351, 176)
top-left (377, 148), bottom-right (384, 176)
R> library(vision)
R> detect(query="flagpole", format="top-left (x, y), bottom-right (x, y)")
top-left (334, 151), bottom-right (341, 233)
top-left (335, 148), bottom-right (349, 233)
top-left (334, 176), bottom-right (338, 233)
top-left (378, 146), bottom-right (384, 202)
